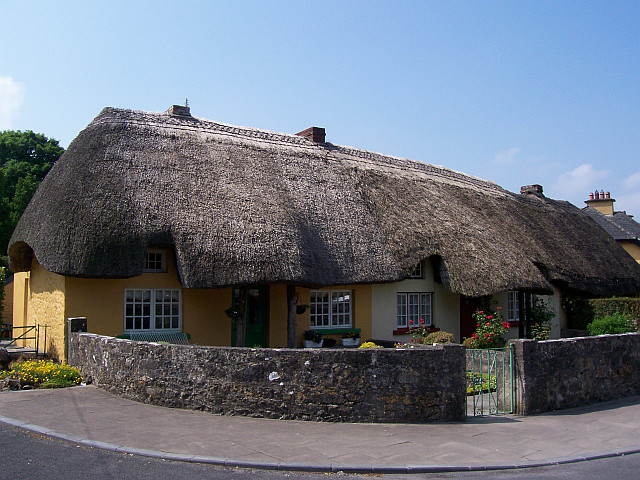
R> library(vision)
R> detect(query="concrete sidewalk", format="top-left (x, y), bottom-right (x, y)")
top-left (1, 386), bottom-right (640, 473)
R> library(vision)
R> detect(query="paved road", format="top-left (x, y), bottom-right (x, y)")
top-left (1, 386), bottom-right (640, 473)
top-left (3, 422), bottom-right (640, 480)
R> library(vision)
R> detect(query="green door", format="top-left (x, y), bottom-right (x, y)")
top-left (231, 285), bottom-right (269, 347)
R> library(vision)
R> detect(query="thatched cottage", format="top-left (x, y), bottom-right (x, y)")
top-left (8, 106), bottom-right (640, 359)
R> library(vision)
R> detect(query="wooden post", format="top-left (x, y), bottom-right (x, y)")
top-left (235, 287), bottom-right (248, 347)
top-left (287, 285), bottom-right (297, 348)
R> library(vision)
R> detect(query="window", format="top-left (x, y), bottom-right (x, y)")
top-left (124, 289), bottom-right (181, 331)
top-left (309, 290), bottom-right (352, 329)
top-left (410, 262), bottom-right (423, 278)
top-left (397, 292), bottom-right (432, 327)
top-left (508, 291), bottom-right (519, 322)
top-left (144, 250), bottom-right (166, 273)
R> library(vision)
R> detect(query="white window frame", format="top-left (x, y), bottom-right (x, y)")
top-left (397, 292), bottom-right (432, 327)
top-left (508, 291), bottom-right (519, 322)
top-left (309, 290), bottom-right (352, 329)
top-left (143, 250), bottom-right (166, 273)
top-left (124, 288), bottom-right (181, 332)
top-left (410, 262), bottom-right (423, 278)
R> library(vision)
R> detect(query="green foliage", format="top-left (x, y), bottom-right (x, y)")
top-left (530, 298), bottom-right (555, 340)
top-left (563, 294), bottom-right (640, 331)
top-left (424, 330), bottom-right (455, 344)
top-left (466, 372), bottom-right (497, 395)
top-left (587, 312), bottom-right (637, 336)
top-left (0, 130), bottom-right (64, 256)
top-left (4, 359), bottom-right (82, 388)
top-left (463, 309), bottom-right (510, 349)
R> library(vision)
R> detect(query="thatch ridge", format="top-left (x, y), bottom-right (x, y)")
top-left (8, 107), bottom-right (640, 297)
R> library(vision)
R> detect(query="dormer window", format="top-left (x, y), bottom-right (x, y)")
top-left (144, 250), bottom-right (166, 273)
top-left (410, 262), bottom-right (423, 279)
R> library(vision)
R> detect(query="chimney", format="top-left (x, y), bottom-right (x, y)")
top-left (585, 189), bottom-right (615, 215)
top-left (296, 127), bottom-right (325, 144)
top-left (520, 184), bottom-right (544, 197)
top-left (167, 105), bottom-right (191, 117)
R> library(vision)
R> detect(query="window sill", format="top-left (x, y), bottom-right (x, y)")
top-left (393, 327), bottom-right (439, 336)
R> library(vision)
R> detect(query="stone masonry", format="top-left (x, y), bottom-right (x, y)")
top-left (68, 333), bottom-right (466, 423)
top-left (512, 333), bottom-right (640, 415)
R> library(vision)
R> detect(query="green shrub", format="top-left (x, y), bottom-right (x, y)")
top-left (463, 309), bottom-right (510, 349)
top-left (587, 312), bottom-right (636, 336)
top-left (530, 298), bottom-right (555, 340)
top-left (424, 331), bottom-right (454, 344)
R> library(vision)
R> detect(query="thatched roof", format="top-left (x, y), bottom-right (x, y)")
top-left (8, 107), bottom-right (640, 297)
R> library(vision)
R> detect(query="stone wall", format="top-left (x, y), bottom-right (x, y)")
top-left (68, 333), bottom-right (466, 423)
top-left (512, 333), bottom-right (640, 415)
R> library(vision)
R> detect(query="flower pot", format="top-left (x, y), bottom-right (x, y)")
top-left (341, 338), bottom-right (360, 347)
top-left (303, 340), bottom-right (323, 348)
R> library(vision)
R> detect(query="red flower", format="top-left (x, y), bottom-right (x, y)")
top-left (497, 306), bottom-right (502, 310)
top-left (419, 318), bottom-right (425, 324)
top-left (485, 333), bottom-right (490, 337)
top-left (478, 311), bottom-right (484, 314)
top-left (486, 315), bottom-right (493, 320)
top-left (472, 333), bottom-right (478, 339)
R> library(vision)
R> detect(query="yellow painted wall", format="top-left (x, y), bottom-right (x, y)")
top-left (12, 272), bottom-right (28, 329)
top-left (65, 247), bottom-right (183, 339)
top-left (2, 277), bottom-right (14, 325)
top-left (621, 241), bottom-right (640, 264)
top-left (269, 284), bottom-right (288, 347)
top-left (28, 260), bottom-right (66, 360)
top-left (182, 287), bottom-right (232, 346)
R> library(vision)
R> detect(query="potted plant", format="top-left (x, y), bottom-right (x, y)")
top-left (303, 330), bottom-right (323, 348)
top-left (340, 331), bottom-right (360, 347)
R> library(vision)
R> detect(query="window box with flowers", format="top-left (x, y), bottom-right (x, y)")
top-left (340, 331), bottom-right (360, 347)
top-left (303, 329), bottom-right (323, 348)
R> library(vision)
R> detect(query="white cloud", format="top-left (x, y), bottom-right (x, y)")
top-left (553, 163), bottom-right (611, 198)
top-left (0, 76), bottom-right (26, 130)
top-left (622, 172), bottom-right (640, 191)
top-left (493, 147), bottom-right (521, 165)
top-left (616, 191), bottom-right (640, 218)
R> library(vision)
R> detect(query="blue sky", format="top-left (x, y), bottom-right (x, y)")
top-left (1, 1), bottom-right (639, 216)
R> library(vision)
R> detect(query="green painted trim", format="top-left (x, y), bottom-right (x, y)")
top-left (312, 328), bottom-right (361, 335)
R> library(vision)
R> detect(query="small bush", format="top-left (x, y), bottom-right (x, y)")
top-left (587, 312), bottom-right (636, 336)
top-left (424, 331), bottom-right (454, 344)
top-left (359, 341), bottom-right (383, 349)
top-left (6, 359), bottom-right (82, 389)
top-left (464, 309), bottom-right (509, 349)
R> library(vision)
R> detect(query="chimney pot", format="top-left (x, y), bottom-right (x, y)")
top-left (595, 191), bottom-right (600, 199)
top-left (296, 127), bottom-right (326, 144)
top-left (606, 191), bottom-right (610, 199)
top-left (589, 192), bottom-right (594, 200)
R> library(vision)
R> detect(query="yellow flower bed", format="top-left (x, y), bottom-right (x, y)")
top-left (358, 341), bottom-right (383, 349)
top-left (4, 359), bottom-right (82, 389)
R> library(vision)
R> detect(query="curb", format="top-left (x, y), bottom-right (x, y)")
top-left (2, 415), bottom-right (640, 474)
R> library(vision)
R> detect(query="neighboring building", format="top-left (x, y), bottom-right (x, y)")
top-left (8, 107), bottom-right (640, 360)
top-left (583, 190), bottom-right (640, 265)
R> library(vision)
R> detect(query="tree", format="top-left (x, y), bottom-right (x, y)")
top-left (0, 130), bottom-right (64, 258)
